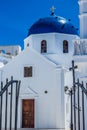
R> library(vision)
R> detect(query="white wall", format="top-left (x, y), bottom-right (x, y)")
top-left (24, 33), bottom-right (79, 68)
top-left (79, 14), bottom-right (87, 38)
top-left (1, 47), bottom-right (65, 129)
top-left (24, 33), bottom-right (55, 53)
top-left (79, 1), bottom-right (87, 14)
top-left (24, 33), bottom-right (78, 54)
top-left (64, 70), bottom-right (73, 130)
top-left (79, 0), bottom-right (87, 38)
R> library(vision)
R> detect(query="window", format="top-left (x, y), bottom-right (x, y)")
top-left (63, 40), bottom-right (68, 53)
top-left (24, 66), bottom-right (32, 77)
top-left (27, 43), bottom-right (29, 47)
top-left (15, 50), bottom-right (18, 55)
top-left (41, 40), bottom-right (47, 53)
top-left (6, 52), bottom-right (11, 55)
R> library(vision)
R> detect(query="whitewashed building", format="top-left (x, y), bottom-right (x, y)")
top-left (0, 0), bottom-right (87, 130)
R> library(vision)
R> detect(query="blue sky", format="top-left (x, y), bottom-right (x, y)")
top-left (0, 0), bottom-right (79, 49)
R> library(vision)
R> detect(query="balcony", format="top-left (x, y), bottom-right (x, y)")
top-left (74, 39), bottom-right (87, 55)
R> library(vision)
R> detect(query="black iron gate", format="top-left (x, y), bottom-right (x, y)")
top-left (69, 61), bottom-right (87, 130)
top-left (0, 76), bottom-right (21, 130)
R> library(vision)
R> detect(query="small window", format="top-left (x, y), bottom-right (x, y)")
top-left (41, 40), bottom-right (47, 53)
top-left (24, 66), bottom-right (32, 77)
top-left (27, 43), bottom-right (29, 47)
top-left (63, 40), bottom-right (68, 53)
top-left (6, 52), bottom-right (11, 55)
top-left (15, 50), bottom-right (18, 55)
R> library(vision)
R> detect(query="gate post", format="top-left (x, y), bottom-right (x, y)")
top-left (0, 82), bottom-right (3, 130)
top-left (5, 78), bottom-right (8, 130)
top-left (70, 89), bottom-right (73, 130)
top-left (82, 82), bottom-right (85, 130)
top-left (77, 79), bottom-right (80, 130)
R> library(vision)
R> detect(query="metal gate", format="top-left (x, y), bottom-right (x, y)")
top-left (69, 60), bottom-right (87, 130)
top-left (0, 76), bottom-right (21, 130)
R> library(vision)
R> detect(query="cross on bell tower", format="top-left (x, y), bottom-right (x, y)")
top-left (50, 6), bottom-right (56, 16)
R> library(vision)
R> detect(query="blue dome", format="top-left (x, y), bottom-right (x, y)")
top-left (28, 15), bottom-right (78, 36)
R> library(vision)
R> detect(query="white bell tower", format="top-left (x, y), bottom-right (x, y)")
top-left (79, 0), bottom-right (87, 38)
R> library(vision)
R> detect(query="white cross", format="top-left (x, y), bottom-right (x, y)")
top-left (50, 6), bottom-right (56, 13)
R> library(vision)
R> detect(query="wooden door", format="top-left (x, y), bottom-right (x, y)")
top-left (22, 99), bottom-right (34, 128)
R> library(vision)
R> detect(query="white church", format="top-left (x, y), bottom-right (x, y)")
top-left (0, 0), bottom-right (87, 130)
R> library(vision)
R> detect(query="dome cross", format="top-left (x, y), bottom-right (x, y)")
top-left (50, 6), bottom-right (56, 15)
